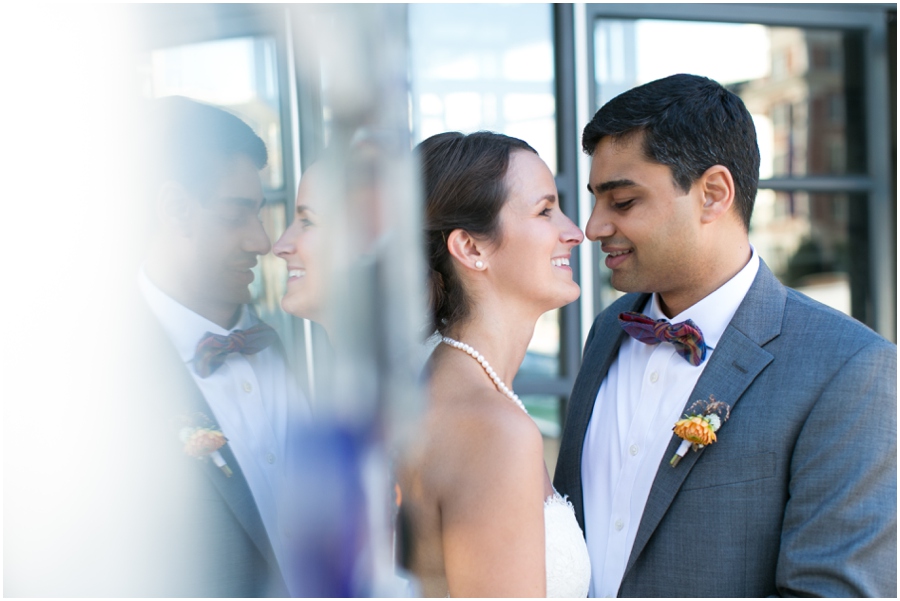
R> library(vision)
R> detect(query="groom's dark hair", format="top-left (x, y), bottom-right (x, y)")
top-left (416, 131), bottom-right (536, 335)
top-left (143, 96), bottom-right (268, 202)
top-left (582, 73), bottom-right (760, 230)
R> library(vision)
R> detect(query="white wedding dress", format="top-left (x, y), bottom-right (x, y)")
top-left (544, 492), bottom-right (591, 597)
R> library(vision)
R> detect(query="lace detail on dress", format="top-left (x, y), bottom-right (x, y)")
top-left (544, 492), bottom-right (591, 598)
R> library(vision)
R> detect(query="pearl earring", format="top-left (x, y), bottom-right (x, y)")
top-left (475, 260), bottom-right (484, 269)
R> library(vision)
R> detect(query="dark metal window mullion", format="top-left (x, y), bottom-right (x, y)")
top-left (552, 4), bottom-right (581, 433)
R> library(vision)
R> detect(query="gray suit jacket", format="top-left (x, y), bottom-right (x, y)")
top-left (125, 300), bottom-right (290, 597)
top-left (554, 261), bottom-right (897, 597)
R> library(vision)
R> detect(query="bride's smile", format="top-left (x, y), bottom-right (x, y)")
top-left (464, 149), bottom-right (583, 327)
top-left (273, 162), bottom-right (326, 325)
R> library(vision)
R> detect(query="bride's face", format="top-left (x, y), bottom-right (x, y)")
top-left (487, 150), bottom-right (584, 311)
top-left (273, 164), bottom-right (326, 322)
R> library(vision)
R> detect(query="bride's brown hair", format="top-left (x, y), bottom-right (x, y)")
top-left (415, 131), bottom-right (537, 335)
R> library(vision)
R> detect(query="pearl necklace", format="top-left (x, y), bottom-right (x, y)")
top-left (441, 336), bottom-right (528, 414)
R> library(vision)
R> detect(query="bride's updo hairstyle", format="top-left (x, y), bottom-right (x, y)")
top-left (416, 131), bottom-right (537, 335)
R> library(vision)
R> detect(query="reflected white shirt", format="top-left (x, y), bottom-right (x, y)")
top-left (139, 269), bottom-right (309, 584)
top-left (582, 248), bottom-right (759, 598)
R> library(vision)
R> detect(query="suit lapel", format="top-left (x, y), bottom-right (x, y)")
top-left (622, 262), bottom-right (785, 579)
top-left (140, 301), bottom-right (285, 587)
top-left (178, 377), bottom-right (282, 575)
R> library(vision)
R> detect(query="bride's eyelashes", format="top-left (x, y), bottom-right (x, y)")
top-left (296, 207), bottom-right (317, 229)
top-left (538, 200), bottom-right (557, 217)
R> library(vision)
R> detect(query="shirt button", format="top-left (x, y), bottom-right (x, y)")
top-left (614, 519), bottom-right (624, 531)
top-left (242, 381), bottom-right (252, 393)
top-left (266, 453), bottom-right (275, 464)
top-left (649, 371), bottom-right (659, 383)
top-left (629, 444), bottom-right (639, 456)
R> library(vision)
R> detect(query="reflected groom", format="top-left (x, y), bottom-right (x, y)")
top-left (555, 74), bottom-right (896, 597)
top-left (131, 97), bottom-right (307, 596)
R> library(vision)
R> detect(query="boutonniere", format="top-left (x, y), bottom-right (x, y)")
top-left (669, 395), bottom-right (731, 467)
top-left (175, 413), bottom-right (233, 477)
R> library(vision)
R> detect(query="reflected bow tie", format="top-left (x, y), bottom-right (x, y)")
top-left (618, 311), bottom-right (708, 366)
top-left (192, 323), bottom-right (278, 378)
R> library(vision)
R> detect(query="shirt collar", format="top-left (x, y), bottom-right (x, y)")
top-left (644, 246), bottom-right (760, 350)
top-left (138, 267), bottom-right (255, 364)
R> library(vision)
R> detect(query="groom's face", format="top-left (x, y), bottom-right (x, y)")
top-left (585, 131), bottom-right (707, 309)
top-left (179, 154), bottom-right (271, 319)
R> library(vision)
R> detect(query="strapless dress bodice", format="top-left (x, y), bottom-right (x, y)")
top-left (544, 492), bottom-right (591, 598)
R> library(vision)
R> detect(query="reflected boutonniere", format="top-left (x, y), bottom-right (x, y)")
top-left (669, 395), bottom-right (731, 467)
top-left (175, 413), bottom-right (233, 477)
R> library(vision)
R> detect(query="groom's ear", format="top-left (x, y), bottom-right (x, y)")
top-left (156, 181), bottom-right (194, 235)
top-left (698, 165), bottom-right (736, 225)
top-left (446, 228), bottom-right (486, 271)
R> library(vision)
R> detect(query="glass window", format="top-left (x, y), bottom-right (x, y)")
top-left (751, 191), bottom-right (865, 318)
top-left (408, 4), bottom-right (557, 172)
top-left (138, 36), bottom-right (284, 190)
top-left (592, 18), bottom-right (869, 317)
top-left (409, 4), bottom-right (563, 380)
top-left (593, 20), bottom-right (865, 178)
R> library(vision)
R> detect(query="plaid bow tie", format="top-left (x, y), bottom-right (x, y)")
top-left (618, 311), bottom-right (708, 366)
top-left (192, 323), bottom-right (278, 378)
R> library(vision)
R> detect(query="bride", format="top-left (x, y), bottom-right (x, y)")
top-left (398, 131), bottom-right (591, 597)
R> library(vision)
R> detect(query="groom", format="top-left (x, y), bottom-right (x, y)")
top-left (554, 74), bottom-right (896, 597)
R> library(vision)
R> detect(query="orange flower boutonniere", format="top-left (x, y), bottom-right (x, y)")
top-left (670, 395), bottom-right (731, 467)
top-left (176, 414), bottom-right (233, 478)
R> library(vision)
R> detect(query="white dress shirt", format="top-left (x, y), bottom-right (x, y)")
top-left (582, 248), bottom-right (759, 598)
top-left (139, 269), bottom-right (309, 584)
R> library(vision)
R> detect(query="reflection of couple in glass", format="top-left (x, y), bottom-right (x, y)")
top-left (139, 97), bottom-right (307, 596)
top-left (141, 72), bottom-right (894, 598)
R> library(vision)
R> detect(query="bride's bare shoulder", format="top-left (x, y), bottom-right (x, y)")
top-left (420, 380), bottom-right (544, 499)
top-left (398, 378), bottom-right (547, 597)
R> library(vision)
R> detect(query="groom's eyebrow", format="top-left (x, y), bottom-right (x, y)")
top-left (587, 179), bottom-right (637, 195)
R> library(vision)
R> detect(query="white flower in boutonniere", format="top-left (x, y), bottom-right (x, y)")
top-left (670, 395), bottom-right (731, 467)
top-left (179, 423), bottom-right (233, 477)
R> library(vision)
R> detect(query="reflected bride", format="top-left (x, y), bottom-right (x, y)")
top-left (273, 161), bottom-right (328, 329)
top-left (397, 131), bottom-right (591, 597)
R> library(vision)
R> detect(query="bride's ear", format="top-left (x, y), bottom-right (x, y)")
top-left (446, 228), bottom-right (487, 271)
